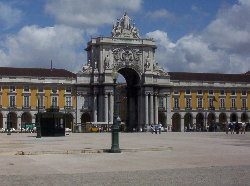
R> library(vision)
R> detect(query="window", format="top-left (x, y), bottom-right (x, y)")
top-left (0, 86), bottom-right (2, 91)
top-left (208, 90), bottom-right (214, 95)
top-left (38, 95), bottom-right (44, 107)
top-left (185, 89), bottom-right (191, 95)
top-left (65, 96), bottom-right (72, 106)
top-left (9, 95), bottom-right (15, 107)
top-left (65, 87), bottom-right (72, 93)
top-left (197, 90), bottom-right (202, 95)
top-left (231, 98), bottom-right (236, 108)
top-left (51, 87), bottom-right (57, 93)
top-left (197, 97), bottom-right (203, 108)
top-left (209, 98), bottom-right (214, 107)
top-left (10, 86), bottom-right (15, 92)
top-left (231, 90), bottom-right (236, 95)
top-left (173, 89), bottom-right (179, 95)
top-left (23, 86), bottom-right (29, 92)
top-left (52, 96), bottom-right (58, 107)
top-left (174, 98), bottom-right (179, 109)
top-left (38, 87), bottom-right (44, 93)
top-left (186, 98), bottom-right (191, 108)
top-left (242, 90), bottom-right (247, 96)
top-left (158, 97), bottom-right (163, 108)
top-left (24, 96), bottom-right (29, 107)
top-left (220, 90), bottom-right (225, 95)
top-left (0, 95), bottom-right (2, 106)
top-left (220, 98), bottom-right (225, 108)
top-left (242, 99), bottom-right (247, 108)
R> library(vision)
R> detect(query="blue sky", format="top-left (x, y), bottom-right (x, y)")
top-left (0, 0), bottom-right (249, 73)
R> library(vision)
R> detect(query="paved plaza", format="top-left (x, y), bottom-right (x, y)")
top-left (0, 132), bottom-right (250, 185)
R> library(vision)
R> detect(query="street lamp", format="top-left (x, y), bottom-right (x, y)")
top-left (36, 95), bottom-right (41, 138)
top-left (110, 70), bottom-right (121, 153)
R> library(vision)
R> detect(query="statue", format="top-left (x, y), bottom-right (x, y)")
top-left (131, 24), bottom-right (139, 38)
top-left (145, 55), bottom-right (151, 69)
top-left (121, 12), bottom-right (132, 29)
top-left (104, 55), bottom-right (111, 69)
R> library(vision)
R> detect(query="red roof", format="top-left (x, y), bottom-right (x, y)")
top-left (168, 72), bottom-right (250, 83)
top-left (0, 67), bottom-right (76, 78)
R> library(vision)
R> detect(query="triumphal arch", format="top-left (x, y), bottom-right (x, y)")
top-left (76, 13), bottom-right (171, 131)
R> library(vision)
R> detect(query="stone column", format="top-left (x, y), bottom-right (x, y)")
top-left (93, 94), bottom-right (97, 122)
top-left (17, 117), bottom-right (21, 129)
top-left (145, 93), bottom-right (149, 125)
top-left (104, 93), bottom-right (109, 122)
top-left (98, 93), bottom-right (103, 122)
top-left (150, 93), bottom-right (154, 124)
top-left (110, 93), bottom-right (114, 123)
top-left (166, 94), bottom-right (171, 126)
top-left (3, 117), bottom-right (7, 129)
top-left (181, 116), bottom-right (184, 132)
top-left (154, 94), bottom-right (158, 124)
top-left (163, 96), bottom-right (167, 110)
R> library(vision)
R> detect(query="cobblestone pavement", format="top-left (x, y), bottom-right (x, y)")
top-left (0, 132), bottom-right (249, 185)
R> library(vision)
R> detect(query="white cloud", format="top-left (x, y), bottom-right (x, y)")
top-left (146, 0), bottom-right (250, 74)
top-left (45, 0), bottom-right (142, 28)
top-left (0, 2), bottom-right (23, 29)
top-left (0, 25), bottom-right (85, 72)
top-left (146, 9), bottom-right (175, 20)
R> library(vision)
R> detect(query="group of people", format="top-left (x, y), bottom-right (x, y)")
top-left (150, 123), bottom-right (163, 134)
top-left (225, 121), bottom-right (246, 134)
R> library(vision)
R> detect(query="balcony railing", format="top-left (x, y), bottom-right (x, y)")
top-left (230, 107), bottom-right (237, 110)
top-left (185, 107), bottom-right (192, 110)
top-left (158, 106), bottom-right (166, 111)
top-left (208, 106), bottom-right (215, 110)
top-left (241, 107), bottom-right (248, 110)
top-left (219, 107), bottom-right (226, 110)
top-left (8, 105), bottom-right (16, 109)
top-left (36, 106), bottom-right (45, 109)
top-left (197, 107), bottom-right (204, 110)
top-left (173, 107), bottom-right (180, 110)
top-left (64, 106), bottom-right (73, 110)
top-left (22, 106), bottom-right (31, 109)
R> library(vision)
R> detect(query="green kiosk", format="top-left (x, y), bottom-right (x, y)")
top-left (36, 107), bottom-right (66, 137)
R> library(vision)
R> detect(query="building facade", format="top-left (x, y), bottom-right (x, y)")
top-left (0, 13), bottom-right (249, 132)
top-left (0, 67), bottom-right (76, 130)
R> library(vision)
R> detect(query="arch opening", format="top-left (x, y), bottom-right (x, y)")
top-left (172, 113), bottom-right (181, 132)
top-left (117, 68), bottom-right (141, 132)
top-left (7, 112), bottom-right (17, 129)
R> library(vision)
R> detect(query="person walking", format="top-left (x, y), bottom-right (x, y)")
top-left (229, 122), bottom-right (234, 134)
top-left (154, 124), bottom-right (158, 134)
top-left (158, 123), bottom-right (162, 134)
top-left (150, 124), bottom-right (154, 134)
top-left (225, 121), bottom-right (229, 134)
top-left (241, 122), bottom-right (246, 134)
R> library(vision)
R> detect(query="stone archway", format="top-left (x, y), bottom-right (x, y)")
top-left (76, 13), bottom-right (171, 132)
top-left (196, 113), bottom-right (204, 131)
top-left (21, 112), bottom-right (32, 128)
top-left (0, 113), bottom-right (3, 129)
top-left (207, 113), bottom-right (216, 132)
top-left (184, 113), bottom-right (193, 131)
top-left (230, 113), bottom-right (238, 122)
top-left (241, 113), bottom-right (248, 122)
top-left (118, 68), bottom-right (140, 132)
top-left (7, 112), bottom-right (17, 129)
top-left (65, 113), bottom-right (74, 129)
top-left (81, 113), bottom-right (91, 124)
top-left (172, 113), bottom-right (181, 132)
top-left (219, 113), bottom-right (227, 124)
top-left (158, 112), bottom-right (166, 127)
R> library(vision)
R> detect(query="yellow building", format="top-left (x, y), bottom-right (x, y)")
top-left (168, 71), bottom-right (250, 132)
top-left (0, 67), bottom-right (76, 131)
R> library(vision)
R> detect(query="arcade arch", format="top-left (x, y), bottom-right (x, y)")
top-left (0, 113), bottom-right (3, 129)
top-left (241, 113), bottom-right (248, 122)
top-left (230, 113), bottom-right (238, 122)
top-left (81, 113), bottom-right (91, 124)
top-left (7, 112), bottom-right (17, 129)
top-left (172, 113), bottom-right (181, 132)
top-left (196, 113), bottom-right (204, 131)
top-left (184, 113), bottom-right (193, 131)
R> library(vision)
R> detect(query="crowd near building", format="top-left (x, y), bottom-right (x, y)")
top-left (0, 13), bottom-right (249, 132)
